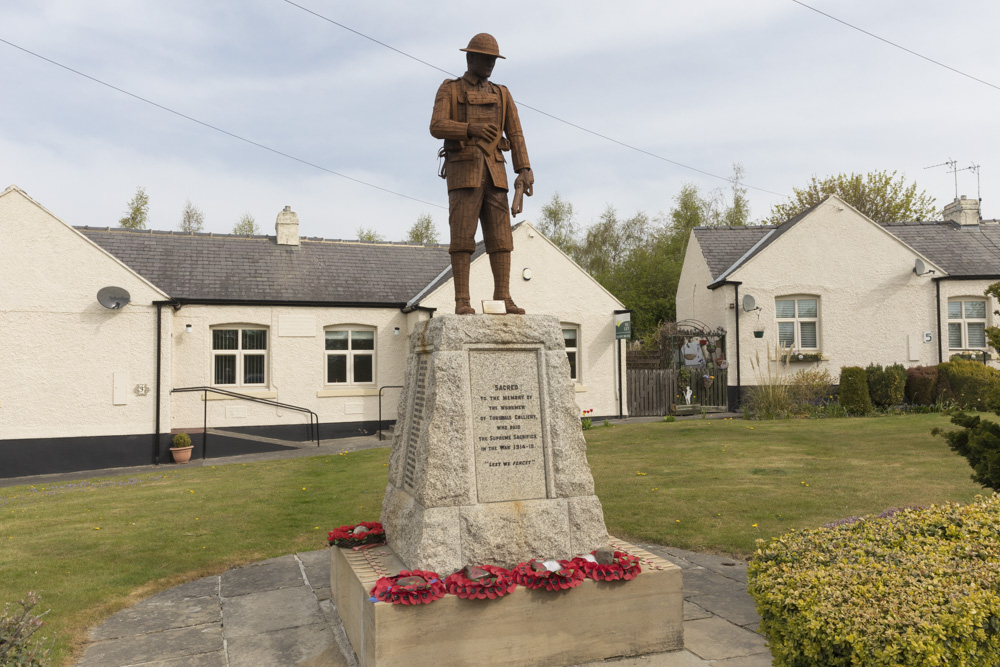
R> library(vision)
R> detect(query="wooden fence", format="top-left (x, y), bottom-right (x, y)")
top-left (626, 367), bottom-right (728, 416)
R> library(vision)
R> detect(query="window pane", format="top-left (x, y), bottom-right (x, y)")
top-left (327, 355), bottom-right (347, 383)
top-left (775, 300), bottom-right (795, 318)
top-left (778, 322), bottom-right (795, 347)
top-left (563, 328), bottom-right (578, 349)
top-left (797, 299), bottom-right (817, 318)
top-left (244, 354), bottom-right (265, 384)
top-left (214, 354), bottom-right (236, 384)
top-left (242, 329), bottom-right (267, 350)
top-left (354, 354), bottom-right (374, 383)
top-left (567, 351), bottom-right (577, 380)
top-left (325, 331), bottom-right (349, 351)
top-left (352, 330), bottom-right (375, 350)
top-left (213, 329), bottom-right (238, 350)
top-left (799, 322), bottom-right (817, 348)
top-left (968, 323), bottom-right (986, 348)
top-left (965, 301), bottom-right (986, 319)
top-left (948, 323), bottom-right (963, 348)
top-left (948, 302), bottom-right (962, 319)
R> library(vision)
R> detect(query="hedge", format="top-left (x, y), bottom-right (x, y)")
top-left (838, 367), bottom-right (872, 415)
top-left (905, 365), bottom-right (939, 406)
top-left (748, 496), bottom-right (1000, 666)
top-left (866, 363), bottom-right (906, 408)
top-left (937, 359), bottom-right (1000, 411)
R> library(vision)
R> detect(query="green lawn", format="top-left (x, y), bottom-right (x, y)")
top-left (0, 413), bottom-right (989, 664)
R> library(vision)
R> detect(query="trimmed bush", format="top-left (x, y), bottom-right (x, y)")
top-left (171, 432), bottom-right (192, 448)
top-left (749, 496), bottom-right (1000, 666)
top-left (837, 367), bottom-right (872, 415)
top-left (866, 363), bottom-right (906, 408)
top-left (937, 359), bottom-right (1000, 411)
top-left (905, 365), bottom-right (939, 405)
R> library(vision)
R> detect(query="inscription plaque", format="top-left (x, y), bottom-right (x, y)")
top-left (469, 349), bottom-right (547, 502)
top-left (402, 354), bottom-right (428, 490)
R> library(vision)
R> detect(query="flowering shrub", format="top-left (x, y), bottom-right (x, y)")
top-left (749, 496), bottom-right (1000, 666)
top-left (581, 408), bottom-right (594, 430)
top-left (0, 592), bottom-right (51, 666)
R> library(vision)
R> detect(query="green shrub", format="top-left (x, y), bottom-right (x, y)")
top-left (0, 592), bottom-right (52, 666)
top-left (936, 412), bottom-right (1000, 491)
top-left (749, 496), bottom-right (1000, 666)
top-left (937, 359), bottom-right (1000, 411)
top-left (866, 363), bottom-right (906, 408)
top-left (662, 415), bottom-right (676, 423)
top-left (171, 432), bottom-right (192, 448)
top-left (905, 365), bottom-right (939, 405)
top-left (837, 367), bottom-right (872, 415)
top-left (788, 367), bottom-right (833, 407)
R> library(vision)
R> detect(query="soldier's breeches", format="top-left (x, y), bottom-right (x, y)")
top-left (448, 178), bottom-right (512, 255)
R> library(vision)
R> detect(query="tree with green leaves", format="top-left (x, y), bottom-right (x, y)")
top-left (118, 186), bottom-right (149, 230)
top-left (357, 226), bottom-right (385, 243)
top-left (765, 170), bottom-right (937, 225)
top-left (179, 200), bottom-right (204, 233)
top-left (536, 192), bottom-right (579, 255)
top-left (232, 211), bottom-right (259, 236)
top-left (406, 214), bottom-right (439, 245)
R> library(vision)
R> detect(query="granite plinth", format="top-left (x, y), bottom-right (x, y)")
top-left (330, 539), bottom-right (684, 667)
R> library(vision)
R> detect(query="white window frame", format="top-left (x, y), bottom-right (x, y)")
top-left (325, 326), bottom-right (377, 386)
top-left (775, 296), bottom-right (819, 351)
top-left (211, 326), bottom-right (268, 388)
top-left (562, 325), bottom-right (580, 381)
top-left (947, 299), bottom-right (988, 350)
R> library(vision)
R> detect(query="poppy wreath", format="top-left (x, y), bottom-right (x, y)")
top-left (327, 521), bottom-right (385, 548)
top-left (573, 551), bottom-right (642, 581)
top-left (443, 565), bottom-right (517, 600)
top-left (511, 559), bottom-right (585, 591)
top-left (369, 569), bottom-right (446, 605)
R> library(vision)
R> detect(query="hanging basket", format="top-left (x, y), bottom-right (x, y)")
top-left (683, 353), bottom-right (697, 360)
top-left (703, 376), bottom-right (715, 390)
top-left (753, 330), bottom-right (765, 339)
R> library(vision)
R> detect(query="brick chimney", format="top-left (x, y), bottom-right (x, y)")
top-left (942, 196), bottom-right (980, 227)
top-left (275, 206), bottom-right (300, 246)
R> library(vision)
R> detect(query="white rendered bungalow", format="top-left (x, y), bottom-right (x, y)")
top-left (676, 194), bottom-right (1000, 408)
top-left (0, 185), bottom-right (626, 478)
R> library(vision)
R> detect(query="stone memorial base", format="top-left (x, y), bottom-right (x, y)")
top-left (329, 539), bottom-right (684, 667)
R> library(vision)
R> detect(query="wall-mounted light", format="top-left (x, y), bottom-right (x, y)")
top-left (522, 268), bottom-right (532, 281)
top-left (185, 324), bottom-right (193, 334)
top-left (394, 327), bottom-right (400, 335)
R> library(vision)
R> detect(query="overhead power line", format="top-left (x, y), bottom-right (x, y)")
top-left (792, 0), bottom-right (1000, 93)
top-left (280, 0), bottom-right (788, 198)
top-left (0, 36), bottom-right (447, 210)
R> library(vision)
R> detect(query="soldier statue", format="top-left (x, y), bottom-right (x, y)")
top-left (430, 33), bottom-right (534, 315)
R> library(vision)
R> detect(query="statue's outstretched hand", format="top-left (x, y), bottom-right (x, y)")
top-left (468, 122), bottom-right (500, 143)
top-left (511, 168), bottom-right (534, 217)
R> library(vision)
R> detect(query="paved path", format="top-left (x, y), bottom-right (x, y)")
top-left (76, 545), bottom-right (772, 666)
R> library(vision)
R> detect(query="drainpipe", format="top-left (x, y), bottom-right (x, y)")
top-left (154, 303), bottom-right (162, 464)
top-left (734, 283), bottom-right (741, 405)
top-left (935, 279), bottom-right (942, 363)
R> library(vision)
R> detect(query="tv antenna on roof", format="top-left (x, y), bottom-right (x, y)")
top-left (924, 158), bottom-right (958, 199)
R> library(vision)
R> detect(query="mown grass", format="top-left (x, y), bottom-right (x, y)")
top-left (0, 413), bottom-right (989, 664)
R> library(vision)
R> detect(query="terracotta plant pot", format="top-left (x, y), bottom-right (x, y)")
top-left (170, 446), bottom-right (194, 464)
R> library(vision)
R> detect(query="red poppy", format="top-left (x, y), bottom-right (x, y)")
top-left (511, 559), bottom-right (585, 591)
top-left (369, 569), bottom-right (446, 605)
top-left (443, 564), bottom-right (517, 600)
top-left (572, 551), bottom-right (642, 581)
top-left (327, 521), bottom-right (385, 548)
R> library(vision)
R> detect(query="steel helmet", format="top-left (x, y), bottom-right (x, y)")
top-left (460, 33), bottom-right (505, 59)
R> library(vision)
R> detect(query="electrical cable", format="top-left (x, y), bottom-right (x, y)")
top-left (0, 36), bottom-right (448, 210)
top-left (792, 0), bottom-right (1000, 93)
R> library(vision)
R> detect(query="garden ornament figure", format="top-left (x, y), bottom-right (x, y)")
top-left (430, 32), bottom-right (534, 315)
top-left (683, 386), bottom-right (693, 405)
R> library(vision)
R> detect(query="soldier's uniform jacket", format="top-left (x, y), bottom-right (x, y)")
top-left (430, 72), bottom-right (530, 192)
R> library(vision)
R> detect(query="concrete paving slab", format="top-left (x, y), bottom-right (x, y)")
top-left (297, 548), bottom-right (331, 588)
top-left (220, 555), bottom-right (303, 596)
top-left (681, 569), bottom-right (747, 598)
top-left (683, 617), bottom-right (770, 662)
top-left (222, 586), bottom-right (324, 637)
top-left (688, 592), bottom-right (761, 628)
top-left (147, 576), bottom-right (220, 601)
top-left (578, 649), bottom-right (711, 666)
top-left (227, 621), bottom-right (347, 667)
top-left (129, 650), bottom-right (229, 667)
top-left (76, 624), bottom-right (222, 667)
top-left (683, 600), bottom-right (713, 621)
top-left (711, 654), bottom-right (774, 667)
top-left (90, 595), bottom-right (221, 640)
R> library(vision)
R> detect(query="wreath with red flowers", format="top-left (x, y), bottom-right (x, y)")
top-left (511, 559), bottom-right (585, 591)
top-left (327, 521), bottom-right (385, 548)
top-left (369, 569), bottom-right (446, 605)
top-left (573, 551), bottom-right (642, 581)
top-left (443, 565), bottom-right (517, 600)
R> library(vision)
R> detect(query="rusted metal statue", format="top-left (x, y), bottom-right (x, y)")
top-left (430, 33), bottom-right (534, 315)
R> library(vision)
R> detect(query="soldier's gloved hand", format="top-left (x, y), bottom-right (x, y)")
top-left (467, 122), bottom-right (500, 143)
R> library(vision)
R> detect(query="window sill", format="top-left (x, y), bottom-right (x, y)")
top-left (574, 384), bottom-right (588, 393)
top-left (770, 352), bottom-right (827, 362)
top-left (204, 389), bottom-right (277, 401)
top-left (317, 388), bottom-right (380, 398)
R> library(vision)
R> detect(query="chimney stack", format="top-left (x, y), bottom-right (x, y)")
top-left (275, 206), bottom-right (300, 246)
top-left (942, 195), bottom-right (980, 227)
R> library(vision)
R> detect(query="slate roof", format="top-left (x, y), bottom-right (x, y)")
top-left (78, 227), bottom-right (452, 304)
top-left (694, 217), bottom-right (1000, 283)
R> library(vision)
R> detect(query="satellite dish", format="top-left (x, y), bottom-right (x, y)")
top-left (913, 258), bottom-right (935, 276)
top-left (742, 294), bottom-right (757, 312)
top-left (97, 286), bottom-right (131, 309)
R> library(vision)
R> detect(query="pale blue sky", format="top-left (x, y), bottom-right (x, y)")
top-left (3, 1), bottom-right (999, 241)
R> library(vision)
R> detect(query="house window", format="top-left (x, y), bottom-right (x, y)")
top-left (948, 299), bottom-right (987, 349)
top-left (212, 327), bottom-right (267, 386)
top-left (775, 297), bottom-right (818, 350)
top-left (325, 328), bottom-right (376, 385)
top-left (562, 326), bottom-right (579, 381)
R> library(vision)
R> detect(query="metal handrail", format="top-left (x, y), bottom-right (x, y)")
top-left (378, 385), bottom-right (404, 441)
top-left (170, 386), bottom-right (321, 459)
